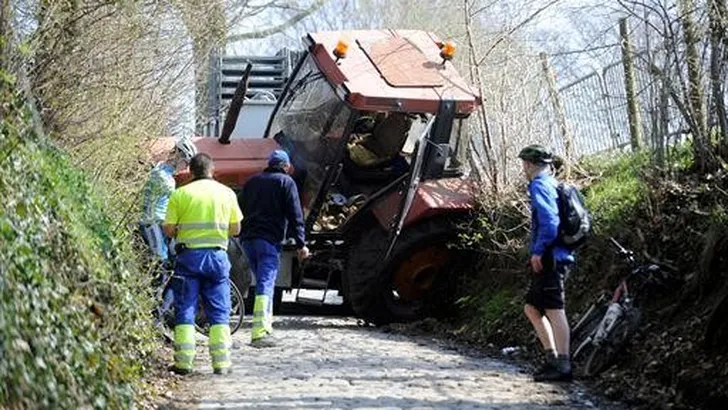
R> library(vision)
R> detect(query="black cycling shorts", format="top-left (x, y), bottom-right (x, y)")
top-left (526, 261), bottom-right (573, 312)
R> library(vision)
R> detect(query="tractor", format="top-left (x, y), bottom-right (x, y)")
top-left (153, 29), bottom-right (481, 325)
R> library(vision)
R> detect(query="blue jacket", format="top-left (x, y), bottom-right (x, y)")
top-left (238, 168), bottom-right (306, 249)
top-left (529, 172), bottom-right (573, 263)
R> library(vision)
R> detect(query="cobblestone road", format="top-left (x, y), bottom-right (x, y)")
top-left (160, 316), bottom-right (614, 410)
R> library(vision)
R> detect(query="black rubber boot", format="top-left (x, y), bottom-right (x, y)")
top-left (533, 361), bottom-right (555, 378)
top-left (533, 351), bottom-right (557, 378)
top-left (533, 367), bottom-right (572, 382)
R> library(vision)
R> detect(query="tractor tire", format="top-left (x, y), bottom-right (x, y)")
top-left (343, 217), bottom-right (467, 325)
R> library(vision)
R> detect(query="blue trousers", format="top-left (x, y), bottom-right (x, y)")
top-left (242, 239), bottom-right (280, 298)
top-left (139, 222), bottom-right (169, 261)
top-left (174, 248), bottom-right (231, 325)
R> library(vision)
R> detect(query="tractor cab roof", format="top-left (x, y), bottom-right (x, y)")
top-left (307, 30), bottom-right (480, 115)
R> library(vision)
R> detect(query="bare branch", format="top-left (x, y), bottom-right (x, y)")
top-left (476, 0), bottom-right (561, 66)
top-left (227, 0), bottom-right (326, 43)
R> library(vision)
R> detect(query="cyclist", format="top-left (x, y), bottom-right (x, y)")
top-left (139, 137), bottom-right (198, 264)
top-left (519, 144), bottom-right (575, 382)
top-left (140, 137), bottom-right (197, 323)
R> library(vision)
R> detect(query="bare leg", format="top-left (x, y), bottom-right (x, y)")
top-left (524, 304), bottom-right (556, 351)
top-left (544, 309), bottom-right (570, 355)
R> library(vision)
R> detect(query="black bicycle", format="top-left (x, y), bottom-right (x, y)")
top-left (154, 262), bottom-right (245, 341)
top-left (571, 237), bottom-right (677, 377)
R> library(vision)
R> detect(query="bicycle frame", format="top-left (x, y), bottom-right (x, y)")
top-left (573, 239), bottom-right (639, 358)
top-left (592, 268), bottom-right (643, 341)
top-left (611, 279), bottom-right (629, 304)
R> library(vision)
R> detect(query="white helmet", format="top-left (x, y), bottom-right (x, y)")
top-left (174, 137), bottom-right (198, 162)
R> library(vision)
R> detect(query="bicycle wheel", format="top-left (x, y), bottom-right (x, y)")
top-left (195, 278), bottom-right (245, 335)
top-left (572, 302), bottom-right (608, 349)
top-left (583, 309), bottom-right (640, 377)
top-left (228, 280), bottom-right (244, 335)
top-left (155, 276), bottom-right (177, 344)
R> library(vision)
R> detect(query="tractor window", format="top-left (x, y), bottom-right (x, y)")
top-left (402, 114), bottom-right (432, 155)
top-left (268, 54), bottom-right (352, 217)
top-left (447, 116), bottom-right (472, 170)
top-left (406, 114), bottom-right (471, 171)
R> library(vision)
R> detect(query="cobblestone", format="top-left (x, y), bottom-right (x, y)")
top-left (160, 316), bottom-right (616, 410)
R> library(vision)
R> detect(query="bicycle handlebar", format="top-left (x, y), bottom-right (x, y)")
top-left (609, 237), bottom-right (638, 267)
top-left (608, 238), bottom-right (675, 289)
top-left (609, 237), bottom-right (627, 253)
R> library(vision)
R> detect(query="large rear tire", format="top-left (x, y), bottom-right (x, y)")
top-left (343, 217), bottom-right (467, 325)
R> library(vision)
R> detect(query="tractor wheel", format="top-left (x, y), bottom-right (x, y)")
top-left (343, 217), bottom-right (467, 325)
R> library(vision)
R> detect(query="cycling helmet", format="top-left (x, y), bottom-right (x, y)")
top-left (518, 144), bottom-right (553, 165)
top-left (174, 137), bottom-right (198, 162)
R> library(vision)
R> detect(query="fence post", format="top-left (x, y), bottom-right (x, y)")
top-left (540, 52), bottom-right (574, 174)
top-left (619, 17), bottom-right (644, 152)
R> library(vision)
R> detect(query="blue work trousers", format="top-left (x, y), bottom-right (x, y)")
top-left (241, 239), bottom-right (280, 299)
top-left (174, 248), bottom-right (231, 325)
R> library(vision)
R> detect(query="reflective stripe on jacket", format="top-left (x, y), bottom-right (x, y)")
top-left (165, 179), bottom-right (243, 250)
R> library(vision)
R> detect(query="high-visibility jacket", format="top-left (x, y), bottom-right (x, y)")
top-left (165, 178), bottom-right (243, 250)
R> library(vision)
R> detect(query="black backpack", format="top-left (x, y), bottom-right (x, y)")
top-left (556, 182), bottom-right (591, 250)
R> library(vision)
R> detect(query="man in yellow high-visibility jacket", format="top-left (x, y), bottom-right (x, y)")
top-left (163, 153), bottom-right (243, 375)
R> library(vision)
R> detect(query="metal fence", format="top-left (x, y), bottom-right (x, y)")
top-left (466, 47), bottom-right (703, 187)
top-left (546, 51), bottom-right (689, 158)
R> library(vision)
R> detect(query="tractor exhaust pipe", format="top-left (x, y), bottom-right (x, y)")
top-left (218, 62), bottom-right (253, 144)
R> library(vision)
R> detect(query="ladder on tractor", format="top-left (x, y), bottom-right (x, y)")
top-left (294, 246), bottom-right (342, 306)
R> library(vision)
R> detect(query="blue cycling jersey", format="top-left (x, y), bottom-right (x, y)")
top-left (141, 163), bottom-right (175, 224)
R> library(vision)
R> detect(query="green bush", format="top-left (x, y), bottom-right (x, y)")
top-left (0, 75), bottom-right (156, 408)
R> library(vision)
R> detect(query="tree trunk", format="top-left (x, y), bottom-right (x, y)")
top-left (540, 52), bottom-right (573, 177)
top-left (463, 0), bottom-right (498, 192)
top-left (657, 78), bottom-right (669, 168)
top-left (0, 0), bottom-right (10, 74)
top-left (192, 41), bottom-right (216, 135)
top-left (619, 18), bottom-right (644, 152)
top-left (679, 0), bottom-right (712, 171)
top-left (709, 0), bottom-right (728, 145)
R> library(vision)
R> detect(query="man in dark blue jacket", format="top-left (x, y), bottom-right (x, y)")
top-left (239, 150), bottom-right (310, 348)
top-left (519, 144), bottom-right (575, 382)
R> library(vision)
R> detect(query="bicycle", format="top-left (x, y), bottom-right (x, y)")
top-left (154, 257), bottom-right (245, 341)
top-left (571, 237), bottom-right (677, 377)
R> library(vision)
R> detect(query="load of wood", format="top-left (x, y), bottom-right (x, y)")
top-left (313, 193), bottom-right (367, 232)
